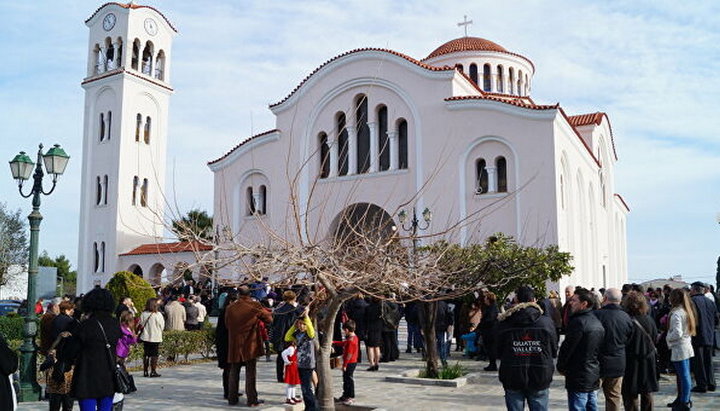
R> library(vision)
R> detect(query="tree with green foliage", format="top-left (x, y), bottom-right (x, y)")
top-left (433, 233), bottom-right (574, 304)
top-left (38, 251), bottom-right (77, 296)
top-left (0, 202), bottom-right (28, 286)
top-left (171, 209), bottom-right (213, 241)
top-left (106, 271), bottom-right (157, 314)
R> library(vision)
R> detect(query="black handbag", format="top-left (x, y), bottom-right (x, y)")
top-left (97, 320), bottom-right (137, 394)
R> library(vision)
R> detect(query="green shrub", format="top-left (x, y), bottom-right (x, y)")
top-left (0, 316), bottom-right (25, 340)
top-left (126, 328), bottom-right (216, 363)
top-left (106, 271), bottom-right (156, 314)
top-left (419, 362), bottom-right (467, 380)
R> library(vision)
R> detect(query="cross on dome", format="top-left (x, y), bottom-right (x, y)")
top-left (457, 15), bottom-right (473, 37)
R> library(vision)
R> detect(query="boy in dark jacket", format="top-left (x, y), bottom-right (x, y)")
top-left (496, 286), bottom-right (558, 410)
top-left (558, 288), bottom-right (605, 411)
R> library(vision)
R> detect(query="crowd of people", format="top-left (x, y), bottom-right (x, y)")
top-left (1, 277), bottom-right (718, 411)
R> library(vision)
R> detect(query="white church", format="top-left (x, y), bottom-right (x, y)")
top-left (77, 2), bottom-right (629, 294)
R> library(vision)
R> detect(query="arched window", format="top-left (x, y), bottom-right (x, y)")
top-left (99, 113), bottom-right (105, 141)
top-left (141, 178), bottom-right (148, 207)
top-left (96, 176), bottom-right (102, 205)
top-left (93, 242), bottom-right (99, 273)
top-left (517, 70), bottom-right (523, 96)
top-left (398, 119), bottom-right (408, 169)
top-left (456, 64), bottom-right (464, 73)
top-left (107, 111), bottom-right (112, 140)
top-left (355, 95), bottom-right (370, 174)
top-left (131, 39), bottom-right (140, 70)
top-left (115, 37), bottom-right (123, 67)
top-left (103, 175), bottom-right (109, 205)
top-left (100, 241), bottom-right (106, 272)
top-left (496, 65), bottom-right (504, 93)
top-left (496, 156), bottom-right (507, 192)
top-left (94, 44), bottom-right (103, 74)
top-left (377, 106), bottom-right (389, 171)
top-left (337, 113), bottom-right (349, 176)
top-left (508, 67), bottom-right (515, 95)
top-left (560, 174), bottom-right (565, 210)
top-left (476, 159), bottom-right (488, 194)
top-left (318, 132), bottom-right (330, 178)
top-left (246, 187), bottom-right (255, 215)
top-left (600, 173), bottom-right (607, 208)
top-left (469, 63), bottom-right (478, 85)
top-left (483, 64), bottom-right (491, 92)
top-left (144, 116), bottom-right (151, 144)
top-left (155, 50), bottom-right (165, 80)
top-left (141, 41), bottom-right (154, 75)
top-left (259, 185), bottom-right (267, 215)
top-left (105, 37), bottom-right (115, 70)
top-left (135, 113), bottom-right (142, 142)
top-left (525, 74), bottom-right (529, 95)
top-left (132, 176), bottom-right (139, 205)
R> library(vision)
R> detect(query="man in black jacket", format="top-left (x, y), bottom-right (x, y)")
top-left (593, 288), bottom-right (633, 411)
top-left (558, 288), bottom-right (605, 411)
top-left (690, 282), bottom-right (717, 393)
top-left (496, 286), bottom-right (557, 411)
top-left (270, 290), bottom-right (303, 382)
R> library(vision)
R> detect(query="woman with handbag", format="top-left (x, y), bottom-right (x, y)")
top-left (63, 288), bottom-right (122, 411)
top-left (138, 298), bottom-right (165, 377)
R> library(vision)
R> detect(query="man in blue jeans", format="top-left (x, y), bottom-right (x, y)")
top-left (557, 288), bottom-right (605, 411)
top-left (496, 286), bottom-right (558, 411)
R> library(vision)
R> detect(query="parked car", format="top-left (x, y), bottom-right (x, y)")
top-left (0, 301), bottom-right (21, 316)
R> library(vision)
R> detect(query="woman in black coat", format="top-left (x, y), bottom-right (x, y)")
top-left (621, 291), bottom-right (658, 411)
top-left (215, 290), bottom-right (238, 399)
top-left (0, 333), bottom-right (18, 411)
top-left (62, 288), bottom-right (122, 411)
top-left (479, 291), bottom-right (499, 371)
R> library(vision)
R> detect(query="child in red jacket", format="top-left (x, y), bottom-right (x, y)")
top-left (333, 320), bottom-right (359, 405)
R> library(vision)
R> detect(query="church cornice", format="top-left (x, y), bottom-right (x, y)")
top-left (81, 68), bottom-right (174, 92)
top-left (86, 2), bottom-right (178, 32)
top-left (614, 193), bottom-right (630, 212)
top-left (269, 48), bottom-right (456, 114)
top-left (207, 129), bottom-right (281, 171)
top-left (445, 95), bottom-right (559, 118)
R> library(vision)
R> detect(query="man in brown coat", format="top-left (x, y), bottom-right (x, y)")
top-left (225, 285), bottom-right (273, 406)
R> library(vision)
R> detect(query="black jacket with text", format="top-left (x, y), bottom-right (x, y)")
top-left (496, 302), bottom-right (558, 391)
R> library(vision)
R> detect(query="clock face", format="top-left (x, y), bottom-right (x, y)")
top-left (144, 18), bottom-right (158, 36)
top-left (102, 13), bottom-right (116, 31)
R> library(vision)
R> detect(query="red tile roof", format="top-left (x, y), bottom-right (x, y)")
top-left (207, 129), bottom-right (280, 166)
top-left (428, 37), bottom-right (507, 56)
top-left (86, 2), bottom-right (178, 32)
top-left (269, 48), bottom-right (454, 109)
top-left (614, 194), bottom-right (630, 211)
top-left (567, 112), bottom-right (618, 160)
top-left (445, 95), bottom-right (559, 110)
top-left (423, 37), bottom-right (534, 71)
top-left (119, 241), bottom-right (212, 256)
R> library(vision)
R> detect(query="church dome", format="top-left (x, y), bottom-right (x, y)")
top-left (426, 37), bottom-right (508, 59)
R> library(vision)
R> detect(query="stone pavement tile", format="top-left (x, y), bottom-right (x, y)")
top-left (16, 328), bottom-right (720, 410)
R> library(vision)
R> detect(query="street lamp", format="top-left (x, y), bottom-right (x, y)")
top-left (8, 143), bottom-right (69, 402)
top-left (397, 206), bottom-right (432, 253)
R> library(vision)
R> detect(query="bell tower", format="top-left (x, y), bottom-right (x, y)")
top-left (77, 3), bottom-right (177, 293)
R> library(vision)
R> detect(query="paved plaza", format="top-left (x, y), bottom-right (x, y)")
top-left (17, 341), bottom-right (720, 410)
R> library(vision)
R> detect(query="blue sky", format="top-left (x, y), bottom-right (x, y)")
top-left (1, 1), bottom-right (719, 286)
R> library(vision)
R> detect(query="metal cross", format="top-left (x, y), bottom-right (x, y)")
top-left (457, 15), bottom-right (473, 37)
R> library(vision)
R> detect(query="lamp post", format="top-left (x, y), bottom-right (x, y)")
top-left (8, 143), bottom-right (70, 402)
top-left (397, 206), bottom-right (432, 254)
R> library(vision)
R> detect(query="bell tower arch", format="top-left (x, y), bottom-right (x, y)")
top-left (77, 3), bottom-right (177, 292)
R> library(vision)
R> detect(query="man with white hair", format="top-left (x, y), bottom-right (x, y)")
top-left (593, 288), bottom-right (633, 411)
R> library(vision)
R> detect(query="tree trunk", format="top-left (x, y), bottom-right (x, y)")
top-left (420, 301), bottom-right (439, 378)
top-left (316, 296), bottom-right (345, 411)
